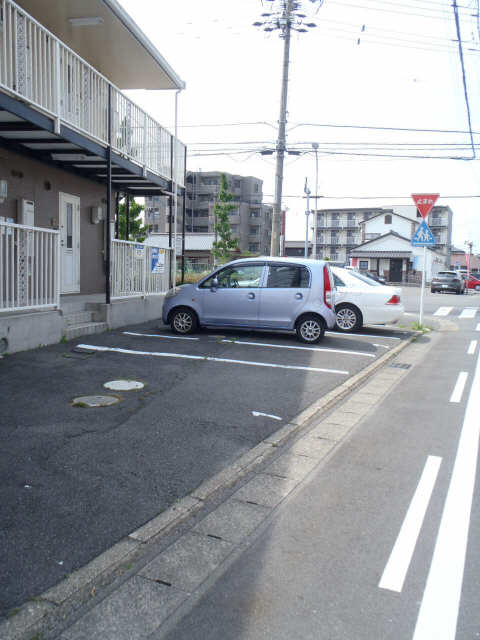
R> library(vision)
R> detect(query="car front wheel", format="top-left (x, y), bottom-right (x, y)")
top-left (170, 307), bottom-right (198, 335)
top-left (335, 304), bottom-right (363, 333)
top-left (295, 315), bottom-right (325, 344)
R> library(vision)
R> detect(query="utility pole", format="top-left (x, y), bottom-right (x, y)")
top-left (312, 142), bottom-right (319, 259)
top-left (271, 0), bottom-right (293, 257)
top-left (253, 1), bottom-right (323, 257)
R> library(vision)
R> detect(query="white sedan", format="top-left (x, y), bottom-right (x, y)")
top-left (331, 267), bottom-right (404, 332)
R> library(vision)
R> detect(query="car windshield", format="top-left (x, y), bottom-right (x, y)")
top-left (436, 272), bottom-right (457, 278)
top-left (349, 271), bottom-right (382, 286)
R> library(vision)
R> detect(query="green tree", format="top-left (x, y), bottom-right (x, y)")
top-left (212, 174), bottom-right (239, 264)
top-left (118, 197), bottom-right (146, 241)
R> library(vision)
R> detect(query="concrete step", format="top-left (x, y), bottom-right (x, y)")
top-left (64, 322), bottom-right (108, 341)
top-left (64, 311), bottom-right (94, 326)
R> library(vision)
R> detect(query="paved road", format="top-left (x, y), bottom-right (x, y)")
top-left (0, 319), bottom-right (407, 618)
top-left (144, 299), bottom-right (480, 639)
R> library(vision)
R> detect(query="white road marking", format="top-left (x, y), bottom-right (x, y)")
top-left (379, 456), bottom-right (442, 593)
top-left (220, 339), bottom-right (376, 358)
top-left (76, 344), bottom-right (349, 375)
top-left (252, 411), bottom-right (282, 421)
top-left (449, 372), bottom-right (468, 403)
top-left (467, 340), bottom-right (477, 355)
top-left (373, 344), bottom-right (390, 349)
top-left (458, 308), bottom-right (477, 319)
top-left (123, 332), bottom-right (199, 341)
top-left (326, 331), bottom-right (401, 340)
top-left (476, 323), bottom-right (480, 331)
top-left (412, 350), bottom-right (480, 640)
top-left (433, 307), bottom-right (453, 317)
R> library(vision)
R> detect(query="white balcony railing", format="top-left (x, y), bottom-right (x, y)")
top-left (111, 240), bottom-right (172, 299)
top-left (0, 0), bottom-right (185, 186)
top-left (0, 220), bottom-right (60, 312)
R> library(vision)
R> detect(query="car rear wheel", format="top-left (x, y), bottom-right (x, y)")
top-left (170, 307), bottom-right (198, 335)
top-left (295, 314), bottom-right (325, 344)
top-left (335, 304), bottom-right (363, 333)
top-left (431, 288), bottom-right (436, 293)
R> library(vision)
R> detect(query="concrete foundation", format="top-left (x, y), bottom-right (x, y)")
top-left (0, 309), bottom-right (64, 354)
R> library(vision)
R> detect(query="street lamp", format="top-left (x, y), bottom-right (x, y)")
top-left (253, 0), bottom-right (324, 256)
top-left (304, 177), bottom-right (311, 257)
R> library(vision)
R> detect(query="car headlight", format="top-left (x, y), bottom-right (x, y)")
top-left (165, 287), bottom-right (181, 298)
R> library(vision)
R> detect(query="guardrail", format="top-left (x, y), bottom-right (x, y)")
top-left (0, 0), bottom-right (185, 185)
top-left (0, 220), bottom-right (60, 312)
top-left (111, 240), bottom-right (172, 299)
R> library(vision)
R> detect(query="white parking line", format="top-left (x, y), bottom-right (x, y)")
top-left (326, 331), bottom-right (401, 340)
top-left (77, 344), bottom-right (350, 375)
top-left (458, 308), bottom-right (477, 319)
top-left (412, 351), bottom-right (480, 640)
top-left (252, 411), bottom-right (282, 420)
top-left (220, 339), bottom-right (376, 358)
top-left (467, 340), bottom-right (477, 355)
top-left (476, 323), bottom-right (480, 332)
top-left (373, 344), bottom-right (390, 349)
top-left (450, 372), bottom-right (468, 403)
top-left (433, 307), bottom-right (453, 317)
top-left (379, 456), bottom-right (442, 593)
top-left (123, 332), bottom-right (199, 341)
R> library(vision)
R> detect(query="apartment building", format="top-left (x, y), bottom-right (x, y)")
top-left (313, 205), bottom-right (452, 265)
top-left (146, 171), bottom-right (272, 254)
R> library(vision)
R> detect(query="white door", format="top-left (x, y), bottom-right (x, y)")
top-left (59, 193), bottom-right (80, 293)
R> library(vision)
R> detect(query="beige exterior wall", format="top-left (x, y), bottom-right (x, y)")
top-left (0, 147), bottom-right (110, 294)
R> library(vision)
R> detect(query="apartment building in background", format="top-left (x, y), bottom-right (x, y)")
top-left (313, 205), bottom-right (453, 265)
top-left (145, 171), bottom-right (272, 254)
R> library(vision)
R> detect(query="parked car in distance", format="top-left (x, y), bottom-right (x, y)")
top-left (431, 271), bottom-right (465, 294)
top-left (162, 257), bottom-right (337, 344)
top-left (331, 266), bottom-right (404, 332)
top-left (460, 273), bottom-right (480, 291)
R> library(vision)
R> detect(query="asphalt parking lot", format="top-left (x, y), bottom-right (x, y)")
top-left (0, 320), bottom-right (411, 618)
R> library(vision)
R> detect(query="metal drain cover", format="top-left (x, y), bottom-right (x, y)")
top-left (72, 395), bottom-right (120, 408)
top-left (103, 380), bottom-right (144, 391)
top-left (389, 362), bottom-right (411, 369)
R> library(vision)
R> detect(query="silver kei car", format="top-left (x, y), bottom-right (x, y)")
top-left (162, 257), bottom-right (337, 344)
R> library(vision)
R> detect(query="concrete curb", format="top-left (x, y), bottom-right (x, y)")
top-left (1, 330), bottom-right (418, 640)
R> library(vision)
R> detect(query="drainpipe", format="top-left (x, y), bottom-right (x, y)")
top-left (172, 88), bottom-right (182, 290)
top-left (181, 145), bottom-right (187, 283)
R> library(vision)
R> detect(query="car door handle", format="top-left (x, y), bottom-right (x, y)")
top-left (295, 293), bottom-right (303, 300)
top-left (248, 292), bottom-right (255, 300)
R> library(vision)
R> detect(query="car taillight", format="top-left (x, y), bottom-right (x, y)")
top-left (386, 295), bottom-right (400, 305)
top-left (323, 265), bottom-right (333, 309)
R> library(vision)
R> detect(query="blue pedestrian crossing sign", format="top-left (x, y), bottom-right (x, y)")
top-left (411, 220), bottom-right (435, 246)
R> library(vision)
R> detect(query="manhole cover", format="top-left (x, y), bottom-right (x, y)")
top-left (72, 395), bottom-right (120, 408)
top-left (103, 380), bottom-right (144, 391)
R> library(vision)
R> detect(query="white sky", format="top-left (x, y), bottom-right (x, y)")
top-left (119, 0), bottom-right (480, 252)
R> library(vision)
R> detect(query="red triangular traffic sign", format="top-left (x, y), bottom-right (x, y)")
top-left (411, 193), bottom-right (439, 219)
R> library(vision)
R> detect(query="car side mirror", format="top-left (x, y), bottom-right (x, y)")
top-left (211, 277), bottom-right (219, 290)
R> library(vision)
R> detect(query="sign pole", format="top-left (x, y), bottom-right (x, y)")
top-left (411, 193), bottom-right (439, 327)
top-left (419, 245), bottom-right (426, 326)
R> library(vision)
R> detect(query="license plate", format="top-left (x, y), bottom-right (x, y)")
top-left (442, 284), bottom-right (448, 288)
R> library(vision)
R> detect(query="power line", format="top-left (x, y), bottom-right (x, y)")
top-left (330, 0), bottom-right (478, 21)
top-left (453, 0), bottom-right (476, 158)
top-left (263, 193), bottom-right (480, 199)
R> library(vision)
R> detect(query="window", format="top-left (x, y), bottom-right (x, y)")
top-left (248, 243), bottom-right (260, 253)
top-left (266, 264), bottom-right (310, 288)
top-left (249, 226), bottom-right (259, 235)
top-left (333, 273), bottom-right (345, 287)
top-left (234, 180), bottom-right (241, 188)
top-left (359, 260), bottom-right (369, 270)
top-left (384, 215), bottom-right (392, 224)
top-left (201, 264), bottom-right (264, 289)
top-left (254, 183), bottom-right (259, 192)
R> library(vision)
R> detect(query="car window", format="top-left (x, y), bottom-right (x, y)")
top-left (436, 272), bottom-right (456, 277)
top-left (265, 264), bottom-right (310, 288)
top-left (333, 273), bottom-right (345, 287)
top-left (349, 271), bottom-right (381, 286)
top-left (201, 264), bottom-right (263, 289)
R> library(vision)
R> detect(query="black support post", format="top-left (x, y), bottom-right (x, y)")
top-left (181, 145), bottom-right (187, 283)
top-left (115, 191), bottom-right (120, 239)
top-left (106, 86), bottom-right (112, 305)
top-left (125, 194), bottom-right (130, 240)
